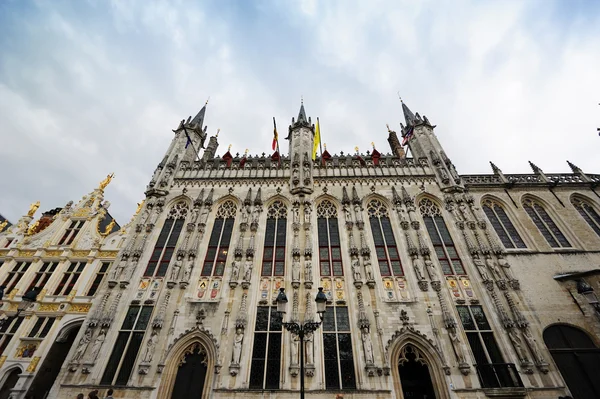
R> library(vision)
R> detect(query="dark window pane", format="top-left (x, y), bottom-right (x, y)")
top-left (255, 307), bottom-right (269, 331)
top-left (39, 318), bottom-right (55, 338)
top-left (323, 333), bottom-right (340, 389)
top-left (101, 332), bottom-right (129, 385)
top-left (265, 333), bottom-right (281, 389)
top-left (322, 308), bottom-right (335, 331)
top-left (471, 306), bottom-right (491, 330)
top-left (336, 307), bottom-right (350, 331)
top-left (338, 333), bottom-right (356, 389)
top-left (481, 332), bottom-right (504, 363)
top-left (122, 307), bottom-right (140, 330)
top-left (249, 333), bottom-right (267, 389)
top-left (29, 318), bottom-right (45, 337)
top-left (135, 306), bottom-right (153, 330)
top-left (457, 306), bottom-right (475, 330)
top-left (467, 332), bottom-right (488, 365)
top-left (115, 331), bottom-right (144, 385)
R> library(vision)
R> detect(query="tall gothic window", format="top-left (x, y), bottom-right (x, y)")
top-left (522, 198), bottom-right (570, 248)
top-left (249, 306), bottom-right (282, 389)
top-left (457, 305), bottom-right (522, 389)
top-left (571, 197), bottom-right (600, 237)
top-left (144, 201), bottom-right (188, 277)
top-left (201, 200), bottom-right (237, 276)
top-left (53, 261), bottom-right (86, 296)
top-left (262, 201), bottom-right (287, 276)
top-left (317, 200), bottom-right (343, 276)
top-left (322, 306), bottom-right (356, 390)
top-left (86, 262), bottom-right (111, 296)
top-left (482, 199), bottom-right (526, 249)
top-left (101, 305), bottom-right (154, 386)
top-left (58, 220), bottom-right (85, 245)
top-left (27, 261), bottom-right (59, 293)
top-left (419, 198), bottom-right (465, 275)
top-left (367, 199), bottom-right (403, 276)
top-left (0, 316), bottom-right (24, 355)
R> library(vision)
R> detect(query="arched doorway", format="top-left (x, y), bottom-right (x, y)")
top-left (543, 324), bottom-right (600, 398)
top-left (26, 322), bottom-right (81, 399)
top-left (0, 368), bottom-right (21, 399)
top-left (171, 343), bottom-right (208, 399)
top-left (398, 345), bottom-right (437, 399)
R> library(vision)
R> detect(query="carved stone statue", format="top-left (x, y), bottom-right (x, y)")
top-left (448, 327), bottom-right (466, 364)
top-left (343, 206), bottom-right (352, 223)
top-left (72, 329), bottom-right (92, 363)
top-left (304, 260), bottom-right (313, 281)
top-left (508, 328), bottom-right (528, 363)
top-left (182, 260), bottom-right (193, 282)
top-left (191, 207), bottom-right (200, 223)
top-left (351, 258), bottom-right (362, 281)
top-left (472, 256), bottom-right (489, 281)
top-left (232, 327), bottom-right (244, 364)
top-left (304, 204), bottom-right (312, 224)
top-left (200, 207), bottom-right (210, 224)
top-left (364, 258), bottom-right (374, 281)
top-left (111, 259), bottom-right (127, 281)
top-left (412, 257), bottom-right (425, 281)
top-left (89, 329), bottom-right (106, 361)
top-left (170, 255), bottom-right (183, 281)
top-left (291, 333), bottom-right (300, 365)
top-left (292, 206), bottom-right (300, 224)
top-left (142, 330), bottom-right (159, 363)
top-left (305, 331), bottom-right (314, 364)
top-left (485, 255), bottom-right (503, 281)
top-left (27, 201), bottom-right (40, 217)
top-left (498, 257), bottom-right (516, 281)
top-left (353, 204), bottom-right (363, 223)
top-left (292, 259), bottom-right (300, 282)
top-left (523, 328), bottom-right (545, 363)
top-left (252, 206), bottom-right (261, 222)
top-left (231, 260), bottom-right (240, 281)
top-left (303, 163), bottom-right (310, 183)
top-left (243, 259), bottom-right (253, 281)
top-left (425, 259), bottom-right (438, 281)
top-left (241, 209), bottom-right (249, 224)
top-left (361, 326), bottom-right (375, 364)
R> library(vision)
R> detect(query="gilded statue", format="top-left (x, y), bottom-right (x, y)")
top-left (102, 219), bottom-right (116, 236)
top-left (98, 173), bottom-right (115, 191)
top-left (27, 201), bottom-right (40, 217)
top-left (26, 220), bottom-right (40, 236)
top-left (135, 200), bottom-right (145, 215)
top-left (0, 220), bottom-right (7, 233)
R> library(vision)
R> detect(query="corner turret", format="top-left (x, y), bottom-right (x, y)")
top-left (287, 102), bottom-right (315, 195)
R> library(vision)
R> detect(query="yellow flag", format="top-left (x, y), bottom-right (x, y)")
top-left (312, 119), bottom-right (321, 160)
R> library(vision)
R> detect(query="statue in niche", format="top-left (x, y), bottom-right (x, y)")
top-left (243, 259), bottom-right (253, 281)
top-left (446, 201), bottom-right (462, 221)
top-left (231, 260), bottom-right (240, 280)
top-left (142, 330), bottom-right (159, 363)
top-left (437, 165), bottom-right (450, 184)
top-left (485, 255), bottom-right (503, 281)
top-left (111, 258), bottom-right (127, 280)
top-left (170, 255), bottom-right (183, 281)
top-left (252, 206), bottom-right (261, 222)
top-left (305, 331), bottom-right (314, 364)
top-left (364, 258), bottom-right (374, 281)
top-left (241, 208), bottom-right (249, 224)
top-left (232, 327), bottom-right (244, 364)
top-left (497, 257), bottom-right (516, 281)
top-left (89, 329), bottom-right (106, 361)
top-left (424, 259), bottom-right (438, 281)
top-left (183, 260), bottom-right (193, 282)
top-left (191, 207), bottom-right (200, 223)
top-left (304, 204), bottom-right (312, 224)
top-left (200, 206), bottom-right (210, 224)
top-left (508, 328), bottom-right (528, 363)
top-left (523, 328), bottom-right (544, 362)
top-left (343, 206), bottom-right (352, 223)
top-left (292, 259), bottom-right (300, 282)
top-left (149, 208), bottom-right (160, 225)
top-left (303, 165), bottom-right (310, 184)
top-left (123, 260), bottom-right (136, 281)
top-left (361, 326), bottom-right (375, 364)
top-left (472, 256), bottom-right (489, 281)
top-left (412, 257), bottom-right (425, 281)
top-left (72, 329), bottom-right (92, 363)
top-left (291, 333), bottom-right (300, 365)
top-left (448, 327), bottom-right (466, 363)
top-left (458, 201), bottom-right (469, 220)
top-left (351, 258), bottom-right (362, 281)
top-left (353, 204), bottom-right (363, 223)
top-left (292, 206), bottom-right (300, 224)
top-left (304, 260), bottom-right (313, 281)
top-left (292, 168), bottom-right (299, 184)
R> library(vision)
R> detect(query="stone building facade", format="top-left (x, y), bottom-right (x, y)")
top-left (2, 101), bottom-right (600, 398)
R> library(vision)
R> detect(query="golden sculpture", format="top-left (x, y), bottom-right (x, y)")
top-left (26, 356), bottom-right (41, 372)
top-left (135, 200), bottom-right (145, 215)
top-left (0, 220), bottom-right (7, 232)
top-left (26, 220), bottom-right (39, 236)
top-left (98, 173), bottom-right (115, 191)
top-left (102, 219), bottom-right (116, 236)
top-left (27, 201), bottom-right (40, 217)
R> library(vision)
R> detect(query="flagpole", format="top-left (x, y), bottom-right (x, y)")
top-left (180, 123), bottom-right (202, 162)
top-left (317, 117), bottom-right (324, 166)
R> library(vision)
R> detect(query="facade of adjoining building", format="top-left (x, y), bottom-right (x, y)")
top-left (0, 180), bottom-right (122, 399)
top-left (2, 101), bottom-right (600, 398)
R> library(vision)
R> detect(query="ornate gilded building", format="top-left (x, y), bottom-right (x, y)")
top-left (2, 101), bottom-right (600, 398)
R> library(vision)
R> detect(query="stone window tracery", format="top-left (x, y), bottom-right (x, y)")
top-left (418, 198), bottom-right (465, 275)
top-left (571, 197), bottom-right (600, 237)
top-left (0, 316), bottom-right (24, 356)
top-left (262, 201), bottom-right (287, 276)
top-left (367, 199), bottom-right (403, 276)
top-left (522, 198), bottom-right (570, 248)
top-left (249, 306), bottom-right (283, 389)
top-left (322, 306), bottom-right (356, 389)
top-left (58, 220), bottom-right (85, 246)
top-left (482, 199), bottom-right (526, 249)
top-left (317, 200), bottom-right (343, 276)
top-left (201, 200), bottom-right (237, 276)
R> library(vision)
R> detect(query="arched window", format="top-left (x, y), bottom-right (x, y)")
top-left (317, 200), bottom-right (343, 276)
top-left (571, 197), bottom-right (600, 237)
top-left (144, 201), bottom-right (188, 277)
top-left (262, 201), bottom-right (287, 276)
top-left (201, 200), bottom-right (237, 277)
top-left (544, 325), bottom-right (600, 398)
top-left (367, 199), bottom-right (403, 276)
top-left (522, 198), bottom-right (570, 248)
top-left (482, 199), bottom-right (526, 249)
top-left (419, 198), bottom-right (465, 275)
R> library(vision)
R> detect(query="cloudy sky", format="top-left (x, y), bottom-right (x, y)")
top-left (1, 0), bottom-right (599, 225)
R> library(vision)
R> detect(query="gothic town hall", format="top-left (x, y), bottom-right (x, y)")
top-left (0, 101), bottom-right (599, 399)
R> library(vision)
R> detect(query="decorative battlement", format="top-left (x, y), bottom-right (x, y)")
top-left (462, 173), bottom-right (600, 187)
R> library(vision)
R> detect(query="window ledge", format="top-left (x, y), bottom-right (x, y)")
top-left (20, 337), bottom-right (44, 342)
top-left (482, 387), bottom-right (527, 397)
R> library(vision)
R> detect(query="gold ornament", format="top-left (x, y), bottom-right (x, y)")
top-left (26, 220), bottom-right (40, 236)
top-left (26, 356), bottom-right (41, 372)
top-left (98, 173), bottom-right (115, 191)
top-left (27, 201), bottom-right (40, 217)
top-left (135, 200), bottom-right (145, 215)
top-left (101, 220), bottom-right (116, 236)
top-left (0, 220), bottom-right (7, 232)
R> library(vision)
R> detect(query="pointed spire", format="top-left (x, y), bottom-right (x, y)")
top-left (244, 188), bottom-right (253, 206)
top-left (190, 99), bottom-right (208, 127)
top-left (391, 187), bottom-right (402, 206)
top-left (194, 188), bottom-right (205, 207)
top-left (490, 161), bottom-right (503, 175)
top-left (204, 188), bottom-right (214, 206)
top-left (297, 102), bottom-right (307, 123)
top-left (342, 187), bottom-right (351, 205)
top-left (254, 188), bottom-right (262, 206)
top-left (401, 186), bottom-right (413, 205)
top-left (567, 160), bottom-right (582, 173)
top-left (401, 100), bottom-right (416, 127)
top-left (352, 187), bottom-right (361, 205)
top-left (528, 161), bottom-right (543, 174)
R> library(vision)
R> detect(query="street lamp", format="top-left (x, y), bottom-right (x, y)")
top-left (276, 287), bottom-right (328, 399)
top-left (0, 287), bottom-right (40, 327)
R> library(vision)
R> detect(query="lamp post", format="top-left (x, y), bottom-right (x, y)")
top-left (276, 287), bottom-right (327, 399)
top-left (0, 286), bottom-right (40, 327)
